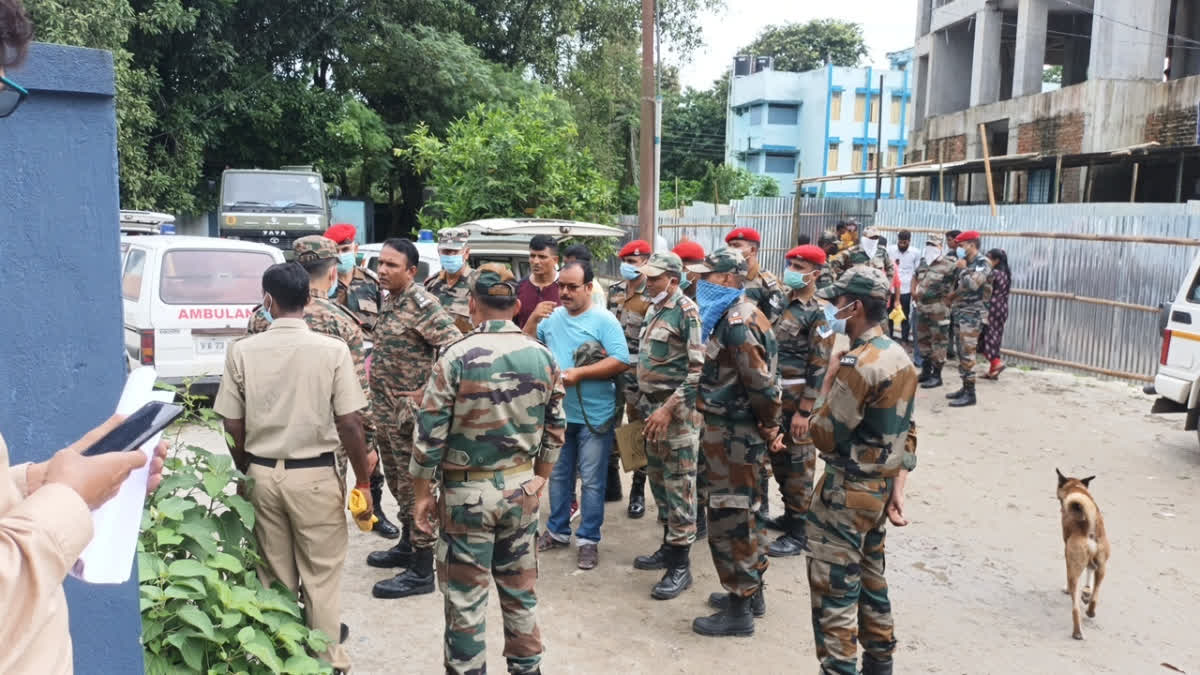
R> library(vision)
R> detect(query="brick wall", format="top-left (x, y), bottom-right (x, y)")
top-left (1144, 107), bottom-right (1198, 145)
top-left (1016, 113), bottom-right (1085, 154)
top-left (924, 134), bottom-right (966, 162)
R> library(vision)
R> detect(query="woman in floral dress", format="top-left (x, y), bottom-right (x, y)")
top-left (980, 248), bottom-right (1011, 379)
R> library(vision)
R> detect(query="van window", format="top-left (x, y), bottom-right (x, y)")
top-left (1189, 268), bottom-right (1200, 303)
top-left (122, 249), bottom-right (146, 300)
top-left (160, 249), bottom-right (276, 305)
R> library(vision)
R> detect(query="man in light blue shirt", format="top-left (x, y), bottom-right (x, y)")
top-left (526, 261), bottom-right (630, 570)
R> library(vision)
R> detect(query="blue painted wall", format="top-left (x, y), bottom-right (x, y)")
top-left (3, 43), bottom-right (143, 674)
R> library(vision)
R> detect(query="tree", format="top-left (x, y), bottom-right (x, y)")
top-left (740, 19), bottom-right (868, 73)
top-left (1043, 65), bottom-right (1063, 84)
top-left (403, 93), bottom-right (616, 229)
top-left (660, 74), bottom-right (729, 185)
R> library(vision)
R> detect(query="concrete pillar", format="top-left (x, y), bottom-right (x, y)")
top-left (929, 24), bottom-right (974, 117)
top-left (1012, 0), bottom-right (1048, 97)
top-left (970, 8), bottom-right (1003, 106)
top-left (1090, 0), bottom-right (1171, 81)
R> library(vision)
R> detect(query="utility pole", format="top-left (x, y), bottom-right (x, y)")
top-left (638, 0), bottom-right (656, 243)
top-left (873, 74), bottom-right (885, 214)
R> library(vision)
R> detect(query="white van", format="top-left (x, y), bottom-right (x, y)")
top-left (120, 235), bottom-right (285, 392)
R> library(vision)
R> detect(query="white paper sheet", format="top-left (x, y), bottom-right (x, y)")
top-left (76, 367), bottom-right (174, 584)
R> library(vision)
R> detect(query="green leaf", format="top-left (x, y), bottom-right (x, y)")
top-left (305, 629), bottom-right (331, 653)
top-left (155, 471), bottom-right (196, 498)
top-left (156, 528), bottom-right (184, 547)
top-left (257, 587), bottom-right (302, 618)
top-left (157, 496), bottom-right (197, 520)
top-left (138, 552), bottom-right (166, 582)
top-left (281, 653), bottom-right (325, 674)
top-left (206, 551), bottom-right (243, 574)
top-left (168, 558), bottom-right (214, 580)
top-left (178, 519), bottom-right (219, 558)
top-left (180, 636), bottom-right (206, 671)
top-left (202, 469), bottom-right (233, 499)
top-left (177, 605), bottom-right (216, 640)
top-left (239, 627), bottom-right (284, 674)
top-left (142, 618), bottom-right (165, 647)
top-left (219, 611), bottom-right (243, 630)
top-left (224, 494), bottom-right (256, 530)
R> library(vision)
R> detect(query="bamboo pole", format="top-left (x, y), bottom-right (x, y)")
top-left (1175, 152), bottom-right (1185, 203)
top-left (938, 141), bottom-right (946, 202)
top-left (1052, 153), bottom-right (1063, 203)
top-left (978, 123), bottom-right (997, 216)
top-left (1130, 162), bottom-right (1140, 202)
top-left (1008, 288), bottom-right (1158, 313)
top-left (1000, 348), bottom-right (1153, 383)
top-left (1084, 161), bottom-right (1095, 202)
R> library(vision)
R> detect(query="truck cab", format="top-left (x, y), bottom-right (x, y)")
top-left (218, 166), bottom-right (332, 256)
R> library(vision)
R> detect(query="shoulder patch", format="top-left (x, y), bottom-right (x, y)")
top-left (840, 355), bottom-right (859, 366)
top-left (358, 266), bottom-right (379, 282)
top-left (331, 300), bottom-right (363, 326)
top-left (727, 311), bottom-right (745, 326)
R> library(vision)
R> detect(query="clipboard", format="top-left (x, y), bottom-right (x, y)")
top-left (614, 421), bottom-right (648, 473)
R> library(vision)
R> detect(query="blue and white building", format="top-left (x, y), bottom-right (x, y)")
top-left (725, 51), bottom-right (913, 198)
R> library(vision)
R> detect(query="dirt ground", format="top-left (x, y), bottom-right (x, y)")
top-left (186, 366), bottom-right (1200, 674)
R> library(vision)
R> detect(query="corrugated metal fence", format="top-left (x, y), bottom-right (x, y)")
top-left (615, 196), bottom-right (1200, 382)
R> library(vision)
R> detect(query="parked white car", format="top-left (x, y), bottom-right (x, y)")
top-left (120, 235), bottom-right (285, 392)
top-left (1150, 252), bottom-right (1200, 444)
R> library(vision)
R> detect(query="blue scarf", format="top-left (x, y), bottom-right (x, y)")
top-left (696, 281), bottom-right (743, 342)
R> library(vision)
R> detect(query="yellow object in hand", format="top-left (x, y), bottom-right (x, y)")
top-left (348, 488), bottom-right (378, 532)
top-left (889, 304), bottom-right (906, 330)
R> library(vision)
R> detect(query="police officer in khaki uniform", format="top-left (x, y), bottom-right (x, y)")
top-left (215, 262), bottom-right (376, 673)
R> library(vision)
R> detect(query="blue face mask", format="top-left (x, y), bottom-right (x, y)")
top-left (956, 247), bottom-right (966, 259)
top-left (783, 269), bottom-right (809, 290)
top-left (620, 262), bottom-right (641, 281)
top-left (679, 276), bottom-right (691, 291)
top-left (328, 283), bottom-right (339, 298)
top-left (823, 301), bottom-right (853, 335)
top-left (440, 253), bottom-right (464, 274)
top-left (696, 280), bottom-right (743, 342)
top-left (337, 251), bottom-right (356, 274)
top-left (262, 307), bottom-right (274, 324)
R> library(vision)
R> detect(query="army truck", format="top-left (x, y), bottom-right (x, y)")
top-left (218, 166), bottom-right (334, 256)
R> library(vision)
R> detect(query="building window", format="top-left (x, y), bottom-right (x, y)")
top-left (854, 94), bottom-right (866, 122)
top-left (890, 97), bottom-right (902, 124)
top-left (765, 154), bottom-right (796, 174)
top-left (830, 94), bottom-right (842, 120)
top-left (887, 147), bottom-right (900, 167)
top-left (1028, 168), bottom-right (1055, 203)
top-left (930, 174), bottom-right (958, 201)
top-left (749, 104), bottom-right (763, 125)
top-left (871, 97), bottom-right (881, 123)
top-left (828, 143), bottom-right (840, 172)
top-left (852, 144), bottom-right (864, 170)
top-left (122, 248), bottom-right (146, 301)
top-left (768, 104), bottom-right (799, 125)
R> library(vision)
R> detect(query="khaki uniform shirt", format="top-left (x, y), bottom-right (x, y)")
top-left (214, 318), bottom-right (368, 460)
top-left (0, 435), bottom-right (92, 675)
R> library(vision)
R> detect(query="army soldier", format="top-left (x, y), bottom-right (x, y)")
top-left (215, 262), bottom-right (376, 673)
top-left (806, 266), bottom-right (917, 675)
top-left (687, 247), bottom-right (783, 637)
top-left (943, 229), bottom-right (962, 360)
top-left (325, 223), bottom-right (382, 334)
top-left (367, 239), bottom-right (463, 599)
top-left (630, 252), bottom-right (703, 600)
top-left (672, 240), bottom-right (705, 301)
top-left (607, 239), bottom-right (653, 516)
top-left (725, 227), bottom-right (784, 324)
top-left (410, 264), bottom-right (565, 675)
top-left (828, 226), bottom-right (896, 284)
top-left (766, 245), bottom-right (830, 557)
top-left (424, 227), bottom-right (474, 334)
top-left (946, 230), bottom-right (993, 408)
top-left (913, 237), bottom-right (956, 390)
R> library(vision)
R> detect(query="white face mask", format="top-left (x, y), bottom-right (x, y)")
top-left (651, 289), bottom-right (669, 304)
top-left (862, 237), bottom-right (879, 257)
top-left (923, 246), bottom-right (940, 265)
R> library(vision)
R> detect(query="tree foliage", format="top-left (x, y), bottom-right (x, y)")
top-left (740, 19), bottom-right (868, 73)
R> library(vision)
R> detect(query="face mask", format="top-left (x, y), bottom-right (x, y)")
top-left (651, 289), bottom-right (669, 304)
top-left (923, 246), bottom-right (940, 266)
top-left (355, 252), bottom-right (364, 265)
top-left (337, 252), bottom-right (356, 274)
top-left (328, 283), bottom-right (338, 298)
top-left (440, 254), bottom-right (464, 274)
top-left (620, 262), bottom-right (641, 281)
top-left (261, 299), bottom-right (274, 324)
top-left (696, 280), bottom-right (743, 342)
top-left (783, 269), bottom-right (809, 290)
top-left (679, 276), bottom-right (691, 291)
top-left (822, 301), bottom-right (854, 335)
top-left (956, 247), bottom-right (966, 259)
top-left (862, 237), bottom-right (879, 258)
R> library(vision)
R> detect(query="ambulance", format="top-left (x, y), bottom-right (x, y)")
top-left (120, 235), bottom-right (285, 392)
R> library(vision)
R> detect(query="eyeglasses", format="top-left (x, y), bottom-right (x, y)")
top-left (0, 76), bottom-right (28, 119)
top-left (556, 282), bottom-right (586, 292)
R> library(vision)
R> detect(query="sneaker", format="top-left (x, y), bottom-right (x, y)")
top-left (537, 531), bottom-right (569, 552)
top-left (569, 498), bottom-right (580, 522)
top-left (577, 543), bottom-right (599, 570)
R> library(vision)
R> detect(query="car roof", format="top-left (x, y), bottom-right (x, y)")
top-left (461, 218), bottom-right (624, 238)
top-left (119, 235), bottom-right (284, 254)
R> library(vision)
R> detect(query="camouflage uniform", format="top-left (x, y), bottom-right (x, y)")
top-left (951, 253), bottom-right (993, 384)
top-left (912, 251), bottom-right (957, 370)
top-left (410, 265), bottom-right (566, 675)
top-left (424, 227), bottom-right (474, 335)
top-left (635, 254), bottom-right (704, 547)
top-left (334, 267), bottom-right (382, 334)
top-left (607, 274), bottom-right (652, 505)
top-left (743, 263), bottom-right (785, 324)
top-left (827, 236), bottom-right (895, 282)
top-left (693, 249), bottom-right (781, 601)
top-left (372, 281), bottom-right (462, 550)
top-left (808, 267), bottom-right (918, 675)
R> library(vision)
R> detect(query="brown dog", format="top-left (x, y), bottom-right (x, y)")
top-left (1056, 469), bottom-right (1110, 640)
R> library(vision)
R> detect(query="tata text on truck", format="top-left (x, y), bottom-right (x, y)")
top-left (218, 166), bottom-right (333, 256)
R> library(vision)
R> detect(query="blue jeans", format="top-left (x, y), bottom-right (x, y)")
top-left (546, 422), bottom-right (613, 545)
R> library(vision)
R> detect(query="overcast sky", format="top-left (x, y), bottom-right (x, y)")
top-left (675, 2), bottom-right (918, 90)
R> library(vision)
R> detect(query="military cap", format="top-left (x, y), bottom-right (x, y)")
top-left (324, 223), bottom-right (356, 244)
top-left (818, 265), bottom-right (890, 302)
top-left (641, 252), bottom-right (683, 278)
top-left (294, 235), bottom-right (339, 262)
top-left (786, 244), bottom-right (827, 265)
top-left (955, 230), bottom-right (981, 244)
top-left (672, 240), bottom-right (706, 262)
top-left (725, 227), bottom-right (761, 244)
top-left (619, 240), bottom-right (653, 257)
top-left (862, 226), bottom-right (880, 239)
top-left (686, 246), bottom-right (748, 276)
top-left (818, 229), bottom-right (838, 244)
top-left (469, 262), bottom-right (517, 297)
top-left (438, 227), bottom-right (469, 250)
top-left (925, 235), bottom-right (942, 246)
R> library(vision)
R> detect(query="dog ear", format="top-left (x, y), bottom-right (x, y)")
top-left (1056, 468), bottom-right (1067, 487)
top-left (1081, 475), bottom-right (1095, 488)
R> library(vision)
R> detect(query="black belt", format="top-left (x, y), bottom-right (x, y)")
top-left (248, 453), bottom-right (334, 469)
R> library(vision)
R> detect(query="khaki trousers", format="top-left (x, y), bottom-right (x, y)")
top-left (248, 460), bottom-right (349, 671)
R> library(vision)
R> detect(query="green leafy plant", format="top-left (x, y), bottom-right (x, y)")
top-left (140, 386), bottom-right (331, 674)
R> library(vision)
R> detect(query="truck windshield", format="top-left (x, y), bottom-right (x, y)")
top-left (221, 173), bottom-right (324, 212)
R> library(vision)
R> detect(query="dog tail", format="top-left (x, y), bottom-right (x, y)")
top-left (1064, 493), bottom-right (1097, 535)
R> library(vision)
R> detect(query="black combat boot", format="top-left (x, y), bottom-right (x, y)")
top-left (605, 453), bottom-right (623, 502)
top-left (627, 469), bottom-right (646, 518)
top-left (372, 547), bottom-right (435, 598)
top-left (917, 361), bottom-right (932, 384)
top-left (920, 364), bottom-right (943, 389)
top-left (767, 515), bottom-right (808, 557)
top-left (366, 520), bottom-right (414, 568)
top-left (757, 476), bottom-right (771, 522)
top-left (695, 506), bottom-right (708, 539)
top-left (764, 512), bottom-right (787, 532)
top-left (369, 473), bottom-right (399, 539)
top-left (948, 381), bottom-right (977, 407)
top-left (693, 592), bottom-right (756, 637)
top-left (706, 585), bottom-right (766, 618)
top-left (944, 379), bottom-right (965, 399)
top-left (651, 544), bottom-right (693, 600)
top-left (862, 653), bottom-right (894, 675)
top-left (634, 524), bottom-right (669, 570)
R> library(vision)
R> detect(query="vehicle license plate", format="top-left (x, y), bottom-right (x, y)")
top-left (195, 338), bottom-right (229, 355)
